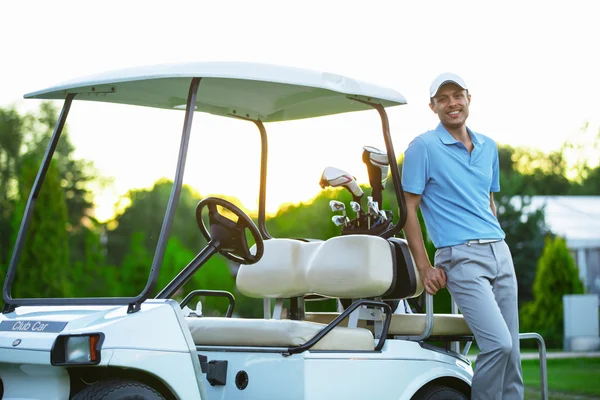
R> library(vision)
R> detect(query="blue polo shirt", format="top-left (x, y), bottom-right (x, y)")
top-left (402, 123), bottom-right (505, 248)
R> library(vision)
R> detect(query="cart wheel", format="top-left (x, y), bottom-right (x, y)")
top-left (72, 379), bottom-right (164, 400)
top-left (412, 383), bottom-right (468, 400)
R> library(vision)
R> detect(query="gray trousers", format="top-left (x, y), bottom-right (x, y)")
top-left (435, 240), bottom-right (524, 400)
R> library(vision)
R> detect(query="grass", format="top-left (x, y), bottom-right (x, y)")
top-left (470, 356), bottom-right (600, 399)
top-left (522, 358), bottom-right (600, 398)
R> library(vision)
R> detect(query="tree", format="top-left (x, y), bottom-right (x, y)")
top-left (496, 194), bottom-right (549, 305)
top-left (0, 106), bottom-right (28, 266)
top-left (106, 179), bottom-right (206, 267)
top-left (497, 125), bottom-right (600, 196)
top-left (69, 225), bottom-right (113, 298)
top-left (24, 102), bottom-right (98, 231)
top-left (566, 123), bottom-right (600, 194)
top-left (119, 231), bottom-right (154, 297)
top-left (575, 165), bottom-right (600, 195)
top-left (520, 236), bottom-right (584, 348)
top-left (11, 156), bottom-right (70, 298)
top-left (0, 103), bottom-right (101, 274)
top-left (267, 187), bottom-right (355, 241)
top-left (114, 234), bottom-right (237, 316)
top-left (497, 145), bottom-right (552, 306)
top-left (513, 149), bottom-right (572, 195)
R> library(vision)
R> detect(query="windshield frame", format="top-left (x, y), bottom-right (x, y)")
top-left (3, 76), bottom-right (408, 314)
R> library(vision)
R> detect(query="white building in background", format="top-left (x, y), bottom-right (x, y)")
top-left (517, 196), bottom-right (600, 296)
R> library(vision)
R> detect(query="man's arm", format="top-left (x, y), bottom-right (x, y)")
top-left (490, 192), bottom-right (497, 218)
top-left (404, 192), bottom-right (446, 295)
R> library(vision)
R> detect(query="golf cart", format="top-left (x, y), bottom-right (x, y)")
top-left (0, 62), bottom-right (547, 400)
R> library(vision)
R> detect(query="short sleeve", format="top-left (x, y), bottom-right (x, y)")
top-left (402, 136), bottom-right (429, 195)
top-left (490, 144), bottom-right (500, 192)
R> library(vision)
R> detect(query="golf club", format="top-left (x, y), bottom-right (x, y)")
top-left (367, 195), bottom-right (378, 229)
top-left (368, 195), bottom-right (384, 219)
top-left (350, 200), bottom-right (362, 227)
top-left (329, 200), bottom-right (347, 226)
top-left (319, 166), bottom-right (364, 203)
top-left (329, 200), bottom-right (346, 214)
top-left (362, 146), bottom-right (389, 209)
top-left (331, 215), bottom-right (348, 227)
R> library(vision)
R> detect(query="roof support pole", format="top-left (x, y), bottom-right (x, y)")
top-left (350, 98), bottom-right (407, 238)
top-left (253, 119), bottom-right (272, 239)
top-left (134, 77), bottom-right (202, 311)
top-left (3, 94), bottom-right (75, 313)
top-left (230, 116), bottom-right (272, 240)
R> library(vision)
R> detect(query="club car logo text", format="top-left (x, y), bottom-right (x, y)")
top-left (0, 320), bottom-right (68, 333)
top-left (13, 321), bottom-right (51, 332)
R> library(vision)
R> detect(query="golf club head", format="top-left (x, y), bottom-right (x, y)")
top-left (319, 166), bottom-right (364, 200)
top-left (362, 146), bottom-right (390, 187)
top-left (379, 210), bottom-right (388, 220)
top-left (366, 196), bottom-right (374, 213)
top-left (329, 200), bottom-right (346, 212)
top-left (369, 198), bottom-right (381, 216)
top-left (350, 201), bottom-right (362, 213)
top-left (331, 215), bottom-right (346, 226)
top-left (371, 201), bottom-right (380, 215)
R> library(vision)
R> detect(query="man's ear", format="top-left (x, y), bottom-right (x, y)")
top-left (467, 93), bottom-right (471, 105)
top-left (429, 101), bottom-right (437, 113)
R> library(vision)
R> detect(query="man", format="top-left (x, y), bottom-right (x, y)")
top-left (401, 73), bottom-right (524, 400)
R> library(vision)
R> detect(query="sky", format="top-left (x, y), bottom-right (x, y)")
top-left (1, 0), bottom-right (599, 221)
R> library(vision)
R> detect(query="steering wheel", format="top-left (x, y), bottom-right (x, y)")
top-left (196, 197), bottom-right (264, 265)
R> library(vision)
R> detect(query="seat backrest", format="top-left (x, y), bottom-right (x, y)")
top-left (238, 235), bottom-right (417, 300)
top-left (308, 237), bottom-right (423, 301)
top-left (236, 239), bottom-right (321, 298)
top-left (304, 235), bottom-right (394, 298)
top-left (237, 236), bottom-right (425, 300)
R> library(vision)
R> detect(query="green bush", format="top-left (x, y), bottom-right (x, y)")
top-left (12, 158), bottom-right (70, 298)
top-left (520, 236), bottom-right (584, 348)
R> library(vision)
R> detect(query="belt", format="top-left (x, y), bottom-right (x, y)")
top-left (465, 239), bottom-right (502, 244)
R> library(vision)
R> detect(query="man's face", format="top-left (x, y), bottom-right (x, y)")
top-left (429, 83), bottom-right (471, 130)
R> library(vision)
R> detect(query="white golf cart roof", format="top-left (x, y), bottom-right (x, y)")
top-left (6, 61), bottom-right (411, 314)
top-left (24, 62), bottom-right (407, 122)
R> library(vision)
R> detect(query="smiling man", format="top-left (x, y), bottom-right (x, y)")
top-left (401, 73), bottom-right (524, 399)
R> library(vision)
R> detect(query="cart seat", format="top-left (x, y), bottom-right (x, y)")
top-left (186, 235), bottom-right (465, 349)
top-left (186, 317), bottom-right (374, 350)
top-left (303, 312), bottom-right (473, 337)
top-left (236, 235), bottom-right (408, 300)
top-left (186, 236), bottom-right (394, 350)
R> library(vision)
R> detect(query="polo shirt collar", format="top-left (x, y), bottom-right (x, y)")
top-left (435, 123), bottom-right (484, 145)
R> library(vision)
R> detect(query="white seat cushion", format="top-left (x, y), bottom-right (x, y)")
top-left (186, 317), bottom-right (375, 350)
top-left (306, 235), bottom-right (394, 298)
top-left (237, 239), bottom-right (321, 298)
top-left (238, 236), bottom-right (395, 300)
top-left (386, 313), bottom-right (472, 336)
top-left (304, 312), bottom-right (473, 337)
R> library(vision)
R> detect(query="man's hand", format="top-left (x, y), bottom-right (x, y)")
top-left (420, 266), bottom-right (447, 295)
top-left (403, 192), bottom-right (448, 295)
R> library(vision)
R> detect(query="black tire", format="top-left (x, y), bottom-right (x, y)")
top-left (72, 379), bottom-right (164, 400)
top-left (412, 384), bottom-right (468, 400)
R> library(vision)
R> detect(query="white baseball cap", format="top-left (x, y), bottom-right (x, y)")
top-left (429, 72), bottom-right (468, 98)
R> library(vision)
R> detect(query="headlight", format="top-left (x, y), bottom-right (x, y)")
top-left (51, 333), bottom-right (104, 366)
